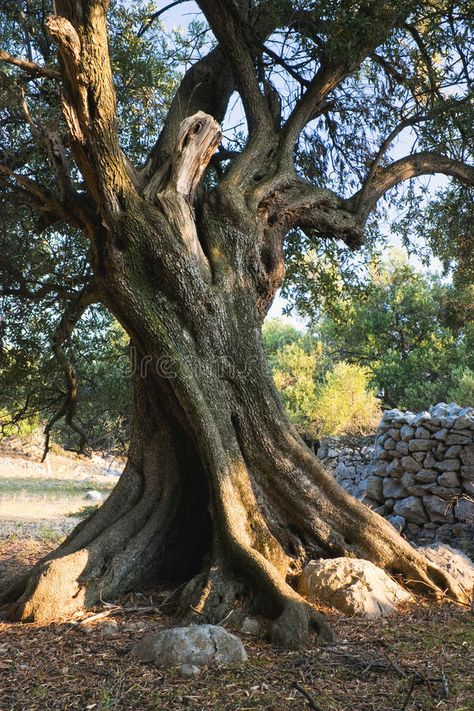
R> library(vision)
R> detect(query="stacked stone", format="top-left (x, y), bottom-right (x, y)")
top-left (363, 403), bottom-right (474, 543)
top-left (317, 437), bottom-right (375, 499)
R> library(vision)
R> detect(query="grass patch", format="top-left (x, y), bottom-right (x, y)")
top-left (0, 477), bottom-right (115, 497)
top-left (67, 504), bottom-right (100, 519)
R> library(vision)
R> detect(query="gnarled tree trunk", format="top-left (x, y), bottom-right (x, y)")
top-left (0, 114), bottom-right (466, 647)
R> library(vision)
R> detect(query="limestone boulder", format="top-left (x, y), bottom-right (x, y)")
top-left (132, 625), bottom-right (247, 668)
top-left (298, 558), bottom-right (412, 617)
top-left (460, 445), bottom-right (474, 467)
top-left (400, 425), bottom-right (415, 441)
top-left (437, 471), bottom-right (461, 488)
top-left (408, 439), bottom-right (433, 453)
top-left (421, 543), bottom-right (473, 596)
top-left (400, 456), bottom-right (422, 473)
top-left (363, 476), bottom-right (383, 501)
top-left (414, 469), bottom-right (437, 483)
top-left (460, 465), bottom-right (474, 482)
top-left (433, 459), bottom-right (460, 472)
top-left (383, 478), bottom-right (408, 499)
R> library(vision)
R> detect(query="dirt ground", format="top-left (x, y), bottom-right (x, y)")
top-left (0, 442), bottom-right (473, 711)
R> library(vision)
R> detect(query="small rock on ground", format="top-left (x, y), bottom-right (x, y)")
top-left (240, 617), bottom-right (261, 636)
top-left (132, 624), bottom-right (247, 668)
top-left (180, 664), bottom-right (201, 678)
top-left (420, 543), bottom-right (474, 595)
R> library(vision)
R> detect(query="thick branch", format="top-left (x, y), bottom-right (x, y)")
top-left (0, 282), bottom-right (81, 302)
top-left (257, 177), bottom-right (363, 248)
top-left (0, 164), bottom-right (78, 226)
top-left (356, 99), bottom-right (471, 212)
top-left (47, 3), bottom-right (136, 212)
top-left (0, 49), bottom-right (60, 80)
top-left (197, 0), bottom-right (272, 135)
top-left (352, 152), bottom-right (474, 220)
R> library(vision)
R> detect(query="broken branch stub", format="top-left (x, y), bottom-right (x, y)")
top-left (144, 112), bottom-right (222, 203)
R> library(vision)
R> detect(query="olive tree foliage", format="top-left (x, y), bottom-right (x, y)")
top-left (0, 0), bottom-right (473, 647)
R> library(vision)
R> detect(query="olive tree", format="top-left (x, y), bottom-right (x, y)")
top-left (0, 0), bottom-right (472, 647)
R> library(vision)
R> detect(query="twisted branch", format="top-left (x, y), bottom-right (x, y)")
top-left (42, 283), bottom-right (97, 461)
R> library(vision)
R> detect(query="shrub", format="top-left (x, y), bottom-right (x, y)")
top-left (313, 362), bottom-right (381, 436)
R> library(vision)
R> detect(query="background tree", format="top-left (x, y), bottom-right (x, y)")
top-left (318, 255), bottom-right (474, 410)
top-left (0, 0), bottom-right (473, 647)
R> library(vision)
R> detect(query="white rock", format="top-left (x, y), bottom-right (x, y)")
top-left (430, 403), bottom-right (450, 418)
top-left (413, 411), bottom-right (431, 424)
top-left (240, 617), bottom-right (261, 636)
top-left (382, 409), bottom-right (404, 421)
top-left (335, 461), bottom-right (356, 479)
top-left (180, 664), bottom-right (201, 678)
top-left (132, 625), bottom-right (247, 667)
top-left (298, 558), bottom-right (412, 618)
top-left (84, 490), bottom-right (104, 502)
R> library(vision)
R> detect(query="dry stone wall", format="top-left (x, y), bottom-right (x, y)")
top-left (316, 403), bottom-right (474, 551)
